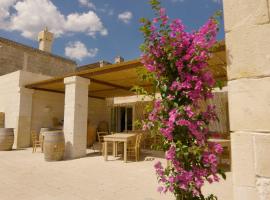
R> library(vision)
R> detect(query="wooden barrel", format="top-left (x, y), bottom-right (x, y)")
top-left (43, 131), bottom-right (65, 161)
top-left (39, 127), bottom-right (53, 142)
top-left (0, 128), bottom-right (14, 151)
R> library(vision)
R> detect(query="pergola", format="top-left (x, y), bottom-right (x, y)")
top-left (25, 41), bottom-right (226, 99)
top-left (25, 41), bottom-right (226, 159)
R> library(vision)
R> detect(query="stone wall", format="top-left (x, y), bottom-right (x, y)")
top-left (223, 0), bottom-right (270, 199)
top-left (31, 91), bottom-right (109, 136)
top-left (0, 37), bottom-right (76, 77)
top-left (0, 71), bottom-right (50, 148)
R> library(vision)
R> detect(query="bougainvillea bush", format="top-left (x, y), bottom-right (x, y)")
top-left (138, 0), bottom-right (225, 199)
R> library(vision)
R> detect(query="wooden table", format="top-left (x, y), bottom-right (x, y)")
top-left (103, 133), bottom-right (136, 163)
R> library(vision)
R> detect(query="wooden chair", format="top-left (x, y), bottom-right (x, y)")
top-left (97, 131), bottom-right (110, 155)
top-left (126, 133), bottom-right (143, 162)
top-left (32, 130), bottom-right (42, 153)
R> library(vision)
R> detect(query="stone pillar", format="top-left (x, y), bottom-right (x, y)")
top-left (64, 76), bottom-right (90, 159)
top-left (15, 87), bottom-right (34, 148)
top-left (223, 0), bottom-right (270, 199)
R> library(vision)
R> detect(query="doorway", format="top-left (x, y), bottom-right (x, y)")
top-left (111, 106), bottom-right (133, 132)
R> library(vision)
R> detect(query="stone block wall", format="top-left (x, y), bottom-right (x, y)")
top-left (0, 37), bottom-right (76, 77)
top-left (223, 0), bottom-right (270, 199)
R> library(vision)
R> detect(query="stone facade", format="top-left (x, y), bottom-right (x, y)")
top-left (64, 76), bottom-right (90, 159)
top-left (0, 37), bottom-right (76, 77)
top-left (223, 0), bottom-right (270, 199)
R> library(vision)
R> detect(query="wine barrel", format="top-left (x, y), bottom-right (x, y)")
top-left (0, 128), bottom-right (14, 151)
top-left (39, 127), bottom-right (53, 141)
top-left (43, 130), bottom-right (65, 161)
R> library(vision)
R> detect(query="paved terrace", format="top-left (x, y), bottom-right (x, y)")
top-left (0, 149), bottom-right (232, 200)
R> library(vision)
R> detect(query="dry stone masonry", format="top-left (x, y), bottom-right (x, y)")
top-left (223, 0), bottom-right (270, 199)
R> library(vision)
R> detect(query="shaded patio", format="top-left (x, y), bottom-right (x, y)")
top-left (24, 41), bottom-right (227, 160)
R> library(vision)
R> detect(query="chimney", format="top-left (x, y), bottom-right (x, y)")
top-left (114, 56), bottom-right (124, 64)
top-left (99, 60), bottom-right (111, 67)
top-left (38, 27), bottom-right (54, 53)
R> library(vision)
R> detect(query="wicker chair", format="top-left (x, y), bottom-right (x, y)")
top-left (32, 130), bottom-right (42, 153)
top-left (126, 133), bottom-right (143, 162)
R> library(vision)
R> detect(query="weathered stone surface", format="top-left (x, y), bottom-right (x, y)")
top-left (223, 0), bottom-right (270, 32)
top-left (257, 177), bottom-right (270, 200)
top-left (231, 132), bottom-right (256, 187)
top-left (226, 24), bottom-right (270, 80)
top-left (15, 87), bottom-right (34, 148)
top-left (233, 185), bottom-right (258, 200)
top-left (254, 134), bottom-right (270, 177)
top-left (228, 77), bottom-right (270, 132)
top-left (64, 76), bottom-right (90, 159)
top-left (0, 37), bottom-right (76, 77)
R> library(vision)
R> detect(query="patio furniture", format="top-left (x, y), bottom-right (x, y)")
top-left (126, 133), bottom-right (143, 162)
top-left (97, 121), bottom-right (109, 132)
top-left (32, 130), bottom-right (42, 153)
top-left (103, 133), bottom-right (137, 163)
top-left (97, 131), bottom-right (109, 155)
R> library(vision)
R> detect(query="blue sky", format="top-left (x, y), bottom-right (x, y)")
top-left (0, 0), bottom-right (224, 66)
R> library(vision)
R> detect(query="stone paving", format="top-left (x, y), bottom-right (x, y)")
top-left (0, 148), bottom-right (232, 200)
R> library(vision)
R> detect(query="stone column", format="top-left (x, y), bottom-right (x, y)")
top-left (64, 76), bottom-right (90, 159)
top-left (223, 0), bottom-right (270, 199)
top-left (15, 87), bottom-right (34, 148)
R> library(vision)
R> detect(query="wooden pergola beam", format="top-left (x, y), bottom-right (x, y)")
top-left (30, 87), bottom-right (105, 100)
top-left (90, 78), bottom-right (131, 91)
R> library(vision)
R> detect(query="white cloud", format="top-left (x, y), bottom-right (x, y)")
top-left (118, 11), bottom-right (133, 24)
top-left (65, 11), bottom-right (108, 37)
top-left (0, 0), bottom-right (107, 40)
top-left (0, 0), bottom-right (18, 29)
top-left (78, 0), bottom-right (96, 9)
top-left (65, 41), bottom-right (98, 61)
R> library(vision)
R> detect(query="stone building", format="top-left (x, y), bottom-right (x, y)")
top-left (0, 29), bottom-right (109, 149)
top-left (0, 31), bottom-right (76, 77)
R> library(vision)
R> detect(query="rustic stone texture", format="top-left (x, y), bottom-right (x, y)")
top-left (231, 132), bottom-right (256, 187)
top-left (224, 0), bottom-right (270, 198)
top-left (254, 134), bottom-right (270, 177)
top-left (64, 76), bottom-right (90, 159)
top-left (228, 77), bottom-right (270, 132)
top-left (0, 37), bottom-right (76, 77)
top-left (226, 25), bottom-right (270, 80)
top-left (15, 87), bottom-right (34, 148)
top-left (223, 0), bottom-right (270, 32)
top-left (233, 186), bottom-right (258, 200)
top-left (257, 177), bottom-right (270, 200)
